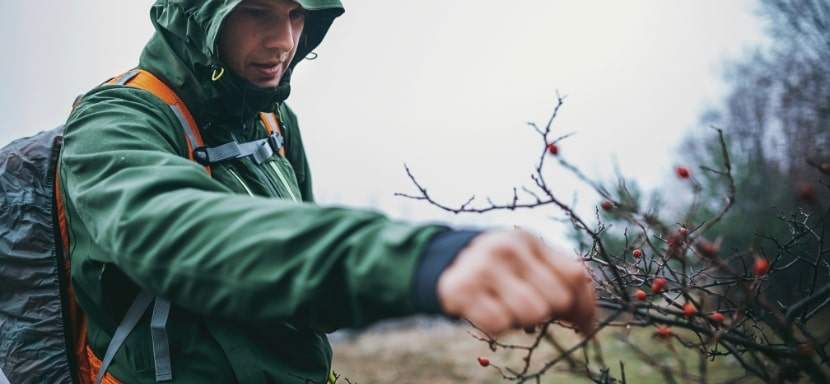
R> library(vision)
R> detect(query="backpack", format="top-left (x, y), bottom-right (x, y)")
top-left (0, 69), bottom-right (286, 384)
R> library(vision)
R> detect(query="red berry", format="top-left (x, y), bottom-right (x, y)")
top-left (651, 277), bottom-right (668, 294)
top-left (634, 289), bottom-right (647, 301)
top-left (695, 240), bottom-right (719, 257)
top-left (753, 258), bottom-right (770, 276)
top-left (655, 325), bottom-right (672, 339)
top-left (675, 166), bottom-right (690, 179)
top-left (547, 143), bottom-right (559, 156)
top-left (678, 226), bottom-right (689, 237)
top-left (709, 311), bottom-right (725, 324)
top-left (477, 357), bottom-right (490, 367)
top-left (601, 200), bottom-right (614, 211)
top-left (632, 248), bottom-right (643, 258)
top-left (682, 303), bottom-right (697, 318)
top-left (797, 183), bottom-right (816, 203)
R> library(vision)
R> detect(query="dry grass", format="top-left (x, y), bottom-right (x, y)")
top-left (330, 317), bottom-right (757, 384)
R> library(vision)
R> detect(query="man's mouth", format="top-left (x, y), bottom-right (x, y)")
top-left (250, 62), bottom-right (282, 78)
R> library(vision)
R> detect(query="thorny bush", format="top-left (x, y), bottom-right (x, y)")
top-left (396, 95), bottom-right (830, 383)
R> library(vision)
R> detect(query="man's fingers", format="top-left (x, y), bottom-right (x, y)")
top-left (495, 230), bottom-right (594, 331)
top-left (464, 294), bottom-right (512, 336)
top-left (523, 263), bottom-right (574, 314)
top-left (518, 233), bottom-right (596, 332)
top-left (570, 268), bottom-right (597, 333)
top-left (495, 232), bottom-right (573, 312)
top-left (493, 274), bottom-right (552, 326)
top-left (545, 249), bottom-right (589, 288)
top-left (543, 256), bottom-right (595, 333)
top-left (561, 260), bottom-right (596, 333)
top-left (516, 232), bottom-right (588, 300)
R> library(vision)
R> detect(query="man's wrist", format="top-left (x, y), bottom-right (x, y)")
top-left (412, 229), bottom-right (482, 314)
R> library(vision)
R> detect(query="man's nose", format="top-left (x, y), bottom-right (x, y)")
top-left (263, 17), bottom-right (297, 54)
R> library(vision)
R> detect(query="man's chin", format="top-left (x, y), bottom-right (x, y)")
top-left (249, 78), bottom-right (281, 89)
top-left (242, 71), bottom-right (282, 89)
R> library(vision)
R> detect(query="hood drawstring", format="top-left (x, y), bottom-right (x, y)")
top-left (211, 66), bottom-right (225, 82)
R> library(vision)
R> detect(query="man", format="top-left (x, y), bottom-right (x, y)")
top-left (59, 0), bottom-right (596, 382)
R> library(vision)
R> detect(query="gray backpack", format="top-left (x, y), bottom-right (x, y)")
top-left (0, 70), bottom-right (185, 384)
top-left (0, 127), bottom-right (77, 384)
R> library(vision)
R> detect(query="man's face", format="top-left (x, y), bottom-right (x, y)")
top-left (218, 0), bottom-right (307, 88)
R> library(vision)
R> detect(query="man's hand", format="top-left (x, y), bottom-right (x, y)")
top-left (437, 230), bottom-right (596, 336)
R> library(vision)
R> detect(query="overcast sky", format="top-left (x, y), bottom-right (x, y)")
top-left (0, 1), bottom-right (766, 245)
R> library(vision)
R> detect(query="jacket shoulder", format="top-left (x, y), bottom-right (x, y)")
top-left (65, 85), bottom-right (191, 158)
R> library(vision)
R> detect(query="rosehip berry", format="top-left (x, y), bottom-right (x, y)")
top-left (709, 311), bottom-right (725, 324)
top-left (601, 200), bottom-right (614, 211)
top-left (656, 325), bottom-right (672, 339)
top-left (675, 166), bottom-right (690, 179)
top-left (695, 240), bottom-right (719, 257)
top-left (547, 143), bottom-right (559, 156)
top-left (797, 183), bottom-right (816, 203)
top-left (651, 277), bottom-right (668, 294)
top-left (798, 343), bottom-right (815, 357)
top-left (632, 248), bottom-right (643, 258)
top-left (477, 357), bottom-right (490, 367)
top-left (634, 289), bottom-right (647, 301)
top-left (753, 257), bottom-right (770, 276)
top-left (682, 303), bottom-right (697, 318)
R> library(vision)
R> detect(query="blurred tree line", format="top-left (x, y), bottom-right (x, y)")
top-left (684, 0), bottom-right (829, 305)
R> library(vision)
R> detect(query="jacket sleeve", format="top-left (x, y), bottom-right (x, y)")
top-left (60, 86), bottom-right (448, 330)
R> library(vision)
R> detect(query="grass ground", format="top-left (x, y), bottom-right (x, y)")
top-left (330, 317), bottom-right (759, 384)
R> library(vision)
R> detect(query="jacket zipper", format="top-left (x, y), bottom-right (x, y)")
top-left (268, 108), bottom-right (300, 202)
top-left (227, 168), bottom-right (254, 196)
top-left (267, 160), bottom-right (299, 202)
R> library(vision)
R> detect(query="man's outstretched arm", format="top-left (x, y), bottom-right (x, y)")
top-left (61, 86), bottom-right (595, 332)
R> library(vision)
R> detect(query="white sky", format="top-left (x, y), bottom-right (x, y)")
top-left (0, 1), bottom-right (765, 245)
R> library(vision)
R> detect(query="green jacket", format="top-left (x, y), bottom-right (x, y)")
top-left (59, 1), bottom-right (474, 382)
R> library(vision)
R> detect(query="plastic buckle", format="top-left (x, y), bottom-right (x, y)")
top-left (267, 132), bottom-right (284, 153)
top-left (193, 147), bottom-right (210, 165)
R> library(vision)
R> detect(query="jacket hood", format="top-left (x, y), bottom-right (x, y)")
top-left (139, 0), bottom-right (344, 126)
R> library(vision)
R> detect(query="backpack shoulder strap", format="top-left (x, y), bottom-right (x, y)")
top-left (259, 112), bottom-right (286, 158)
top-left (107, 69), bottom-right (211, 175)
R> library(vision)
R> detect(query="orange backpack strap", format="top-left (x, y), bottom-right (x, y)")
top-left (108, 69), bottom-right (211, 175)
top-left (55, 166), bottom-right (111, 384)
top-left (59, 69), bottom-right (209, 384)
top-left (259, 112), bottom-right (286, 158)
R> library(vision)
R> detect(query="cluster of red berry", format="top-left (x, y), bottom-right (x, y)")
top-left (631, 252), bottom-right (770, 340)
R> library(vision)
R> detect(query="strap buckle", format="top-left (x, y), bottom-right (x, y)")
top-left (267, 132), bottom-right (284, 154)
top-left (193, 147), bottom-right (210, 165)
